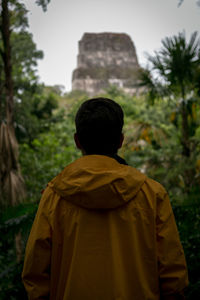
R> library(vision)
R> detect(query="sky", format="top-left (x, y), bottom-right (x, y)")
top-left (24, 0), bottom-right (200, 92)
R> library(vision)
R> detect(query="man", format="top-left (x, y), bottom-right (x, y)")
top-left (22, 97), bottom-right (188, 300)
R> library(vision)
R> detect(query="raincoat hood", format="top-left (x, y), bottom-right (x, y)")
top-left (49, 155), bottom-right (146, 210)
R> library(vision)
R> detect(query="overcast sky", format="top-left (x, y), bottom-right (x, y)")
top-left (24, 0), bottom-right (200, 92)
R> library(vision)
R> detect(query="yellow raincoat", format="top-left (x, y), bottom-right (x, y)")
top-left (22, 155), bottom-right (188, 300)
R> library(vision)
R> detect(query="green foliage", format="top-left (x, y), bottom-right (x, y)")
top-left (19, 100), bottom-right (82, 200)
top-left (9, 1), bottom-right (29, 30)
top-left (35, 0), bottom-right (51, 12)
top-left (0, 0), bottom-right (47, 140)
top-left (0, 1), bottom-right (63, 147)
top-left (138, 31), bottom-right (200, 192)
top-left (0, 203), bottom-right (37, 299)
top-left (11, 31), bottom-right (43, 82)
top-left (173, 204), bottom-right (200, 299)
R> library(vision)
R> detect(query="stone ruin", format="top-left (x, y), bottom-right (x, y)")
top-left (72, 32), bottom-right (141, 96)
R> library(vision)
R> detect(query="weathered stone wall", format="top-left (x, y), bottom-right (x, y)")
top-left (72, 32), bottom-right (141, 95)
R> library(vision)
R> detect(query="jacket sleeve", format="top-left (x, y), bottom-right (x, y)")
top-left (22, 187), bottom-right (53, 300)
top-left (156, 189), bottom-right (189, 299)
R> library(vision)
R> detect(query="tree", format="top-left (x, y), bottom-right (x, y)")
top-left (0, 0), bottom-right (50, 208)
top-left (138, 32), bottom-right (200, 194)
top-left (140, 31), bottom-right (200, 157)
top-left (0, 0), bottom-right (27, 209)
top-left (0, 0), bottom-right (51, 270)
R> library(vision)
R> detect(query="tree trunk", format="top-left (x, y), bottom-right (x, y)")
top-left (181, 101), bottom-right (190, 157)
top-left (1, 0), bottom-right (25, 262)
top-left (1, 0), bottom-right (26, 205)
top-left (1, 0), bottom-right (14, 127)
top-left (180, 85), bottom-right (194, 193)
top-left (180, 84), bottom-right (190, 157)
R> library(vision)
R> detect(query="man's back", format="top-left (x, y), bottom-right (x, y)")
top-left (22, 155), bottom-right (188, 300)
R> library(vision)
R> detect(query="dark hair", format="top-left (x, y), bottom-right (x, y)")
top-left (75, 97), bottom-right (124, 155)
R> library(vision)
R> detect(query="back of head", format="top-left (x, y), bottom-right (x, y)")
top-left (75, 97), bottom-right (124, 155)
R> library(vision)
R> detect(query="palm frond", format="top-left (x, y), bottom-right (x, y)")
top-left (149, 31), bottom-right (200, 94)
